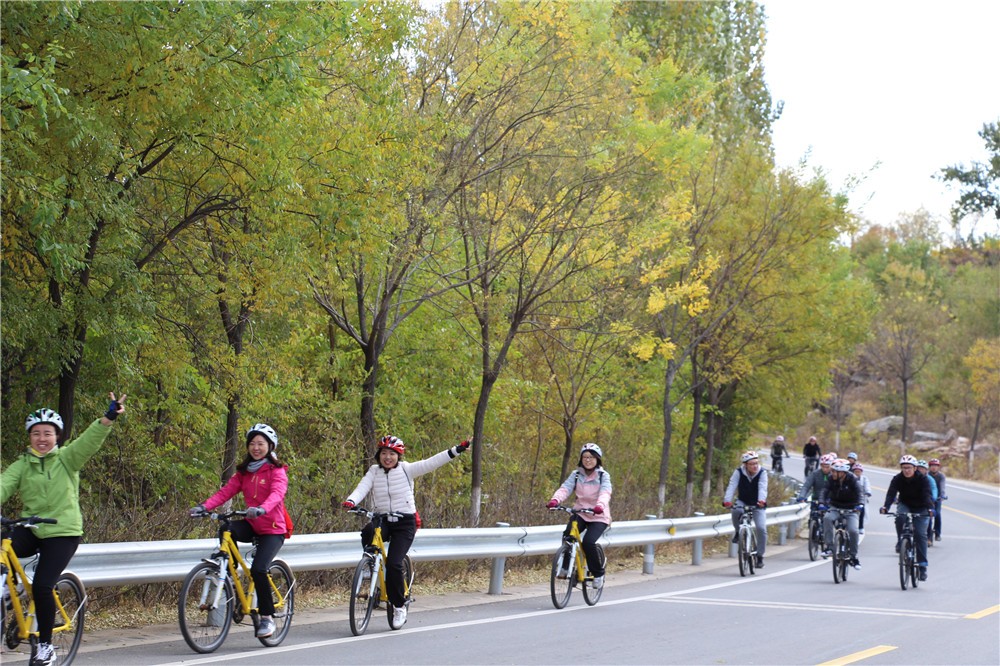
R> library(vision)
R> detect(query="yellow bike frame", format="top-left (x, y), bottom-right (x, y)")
top-left (367, 515), bottom-right (409, 604)
top-left (1, 523), bottom-right (78, 644)
top-left (210, 522), bottom-right (287, 616)
top-left (564, 519), bottom-right (589, 583)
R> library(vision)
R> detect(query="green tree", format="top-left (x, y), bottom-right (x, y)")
top-left (939, 121), bottom-right (1000, 229)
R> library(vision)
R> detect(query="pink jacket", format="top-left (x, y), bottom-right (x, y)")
top-left (551, 467), bottom-right (612, 525)
top-left (204, 463), bottom-right (288, 536)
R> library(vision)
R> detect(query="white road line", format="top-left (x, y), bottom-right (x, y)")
top-left (650, 596), bottom-right (965, 620)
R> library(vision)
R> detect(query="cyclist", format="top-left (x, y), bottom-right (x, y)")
top-left (770, 436), bottom-right (789, 473)
top-left (819, 458), bottom-right (863, 569)
top-left (796, 453), bottom-right (835, 502)
top-left (190, 423), bottom-right (289, 639)
top-left (927, 459), bottom-right (947, 541)
top-left (915, 459), bottom-right (938, 544)
top-left (846, 451), bottom-right (859, 470)
top-left (851, 464), bottom-right (872, 534)
top-left (802, 436), bottom-right (822, 477)
top-left (1, 394), bottom-right (126, 666)
top-left (723, 450), bottom-right (768, 568)
top-left (879, 454), bottom-right (934, 581)
top-left (342, 435), bottom-right (470, 628)
top-left (545, 443), bottom-right (613, 590)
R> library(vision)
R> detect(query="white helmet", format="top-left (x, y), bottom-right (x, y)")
top-left (775, 435), bottom-right (785, 442)
top-left (831, 458), bottom-right (851, 472)
top-left (740, 450), bottom-right (759, 463)
top-left (820, 453), bottom-right (836, 465)
top-left (25, 408), bottom-right (64, 434)
top-left (899, 454), bottom-right (918, 466)
top-left (246, 423), bottom-right (278, 450)
top-left (580, 443), bottom-right (603, 464)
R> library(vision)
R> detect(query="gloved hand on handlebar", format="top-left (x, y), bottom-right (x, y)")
top-left (342, 500), bottom-right (356, 510)
top-left (722, 501), bottom-right (732, 508)
top-left (818, 504), bottom-right (828, 511)
top-left (246, 507), bottom-right (266, 519)
top-left (189, 504), bottom-right (206, 517)
top-left (855, 505), bottom-right (865, 511)
top-left (879, 506), bottom-right (888, 514)
top-left (546, 499), bottom-right (559, 509)
top-left (593, 505), bottom-right (604, 515)
top-left (757, 500), bottom-right (767, 508)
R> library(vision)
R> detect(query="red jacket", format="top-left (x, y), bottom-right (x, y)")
top-left (204, 463), bottom-right (288, 535)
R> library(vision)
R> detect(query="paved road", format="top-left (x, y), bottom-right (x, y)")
top-left (6, 462), bottom-right (997, 665)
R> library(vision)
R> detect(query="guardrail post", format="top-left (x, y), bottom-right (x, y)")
top-left (488, 522), bottom-right (510, 595)
top-left (643, 515), bottom-right (657, 574)
top-left (691, 512), bottom-right (704, 565)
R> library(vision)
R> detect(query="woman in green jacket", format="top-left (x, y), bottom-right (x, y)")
top-left (1, 393), bottom-right (125, 666)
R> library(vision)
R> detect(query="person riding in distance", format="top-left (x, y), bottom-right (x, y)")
top-left (191, 423), bottom-right (289, 640)
top-left (770, 436), bottom-right (789, 471)
top-left (342, 435), bottom-right (469, 629)
top-left (546, 443), bottom-right (613, 590)
top-left (880, 454), bottom-right (934, 581)
top-left (802, 436), bottom-right (822, 475)
top-left (1, 393), bottom-right (126, 666)
top-left (819, 458), bottom-right (863, 569)
top-left (851, 464), bottom-right (872, 534)
top-left (927, 459), bottom-right (946, 541)
top-left (723, 450), bottom-right (768, 568)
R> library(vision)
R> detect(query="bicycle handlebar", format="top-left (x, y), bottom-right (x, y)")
top-left (348, 506), bottom-right (406, 520)
top-left (547, 505), bottom-right (595, 515)
top-left (1, 516), bottom-right (58, 530)
top-left (189, 508), bottom-right (248, 520)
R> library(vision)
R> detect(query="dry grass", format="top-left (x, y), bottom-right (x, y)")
top-left (83, 538), bottom-right (731, 632)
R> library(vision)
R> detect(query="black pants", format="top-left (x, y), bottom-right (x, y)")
top-left (563, 516), bottom-right (607, 577)
top-left (361, 514), bottom-right (416, 609)
top-left (11, 528), bottom-right (81, 644)
top-left (229, 521), bottom-right (284, 616)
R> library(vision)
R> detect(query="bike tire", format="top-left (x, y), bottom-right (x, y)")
top-left (178, 562), bottom-right (234, 654)
top-left (257, 559), bottom-right (294, 647)
top-left (808, 518), bottom-right (820, 562)
top-left (898, 537), bottom-right (911, 590)
top-left (582, 544), bottom-right (607, 606)
top-left (549, 543), bottom-right (574, 609)
top-left (832, 531), bottom-right (844, 584)
top-left (50, 571), bottom-right (86, 666)
top-left (348, 556), bottom-right (377, 636)
top-left (839, 534), bottom-right (849, 583)
top-left (910, 546), bottom-right (919, 589)
top-left (737, 527), bottom-right (749, 577)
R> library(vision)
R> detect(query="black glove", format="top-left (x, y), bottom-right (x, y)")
top-left (105, 399), bottom-right (122, 421)
top-left (246, 507), bottom-right (266, 519)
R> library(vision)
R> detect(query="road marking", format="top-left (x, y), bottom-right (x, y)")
top-left (965, 604), bottom-right (1000, 619)
top-left (650, 596), bottom-right (965, 620)
top-left (817, 645), bottom-right (897, 665)
top-left (944, 505), bottom-right (1000, 527)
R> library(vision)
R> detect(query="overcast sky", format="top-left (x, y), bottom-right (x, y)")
top-left (762, 0), bottom-right (1000, 235)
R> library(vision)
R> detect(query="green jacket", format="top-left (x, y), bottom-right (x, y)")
top-left (1, 419), bottom-right (112, 539)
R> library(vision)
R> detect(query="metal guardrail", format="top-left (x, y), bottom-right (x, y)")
top-left (35, 502), bottom-right (808, 589)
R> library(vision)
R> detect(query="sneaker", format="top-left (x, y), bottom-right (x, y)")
top-left (392, 605), bottom-right (408, 628)
top-left (918, 567), bottom-right (928, 582)
top-left (821, 549), bottom-right (832, 559)
top-left (859, 528), bottom-right (865, 535)
top-left (256, 617), bottom-right (275, 638)
top-left (31, 642), bottom-right (55, 666)
top-left (935, 534), bottom-right (941, 541)
top-left (591, 575), bottom-right (604, 590)
top-left (894, 542), bottom-right (900, 554)
top-left (731, 534), bottom-right (738, 544)
top-left (754, 556), bottom-right (764, 568)
top-left (851, 558), bottom-right (862, 570)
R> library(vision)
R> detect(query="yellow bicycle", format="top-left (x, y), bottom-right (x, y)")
top-left (347, 507), bottom-right (414, 635)
top-left (548, 506), bottom-right (607, 608)
top-left (1, 516), bottom-right (86, 666)
top-left (178, 509), bottom-right (295, 653)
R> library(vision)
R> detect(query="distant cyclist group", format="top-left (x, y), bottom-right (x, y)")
top-left (5, 394), bottom-right (951, 664)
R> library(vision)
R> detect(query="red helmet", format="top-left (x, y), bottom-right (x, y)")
top-left (378, 435), bottom-right (405, 456)
top-left (928, 458), bottom-right (941, 466)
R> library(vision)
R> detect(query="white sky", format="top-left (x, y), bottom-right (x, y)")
top-left (763, 0), bottom-right (1000, 234)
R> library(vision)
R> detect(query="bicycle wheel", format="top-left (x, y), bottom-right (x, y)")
top-left (832, 531), bottom-right (844, 584)
top-left (51, 572), bottom-right (86, 665)
top-left (582, 544), bottom-right (607, 606)
top-left (257, 559), bottom-right (294, 647)
top-left (737, 527), bottom-right (749, 577)
top-left (898, 537), bottom-right (911, 590)
top-left (909, 546), bottom-right (919, 589)
top-left (808, 518), bottom-right (821, 562)
top-left (839, 534), bottom-right (849, 582)
top-left (179, 562), bottom-right (235, 654)
top-left (549, 543), bottom-right (574, 609)
top-left (348, 555), bottom-right (378, 636)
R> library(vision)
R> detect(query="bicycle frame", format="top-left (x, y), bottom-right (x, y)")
top-left (352, 509), bottom-right (409, 606)
top-left (1, 518), bottom-right (82, 646)
top-left (199, 513), bottom-right (287, 619)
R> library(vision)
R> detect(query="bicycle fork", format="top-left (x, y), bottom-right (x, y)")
top-left (199, 559), bottom-right (229, 627)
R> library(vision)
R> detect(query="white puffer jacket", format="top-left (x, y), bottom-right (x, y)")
top-left (346, 447), bottom-right (461, 515)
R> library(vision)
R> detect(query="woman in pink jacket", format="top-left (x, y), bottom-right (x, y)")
top-left (546, 443), bottom-right (612, 589)
top-left (190, 423), bottom-right (288, 639)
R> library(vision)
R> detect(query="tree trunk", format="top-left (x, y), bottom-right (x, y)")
top-left (657, 361), bottom-right (680, 517)
top-left (901, 377), bottom-right (910, 446)
top-left (360, 347), bottom-right (379, 461)
top-left (221, 396), bottom-right (240, 483)
top-left (701, 386), bottom-right (719, 501)
top-left (470, 372), bottom-right (498, 526)
top-left (968, 406), bottom-right (981, 476)
top-left (684, 372), bottom-right (702, 514)
top-left (560, 416), bottom-right (576, 480)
